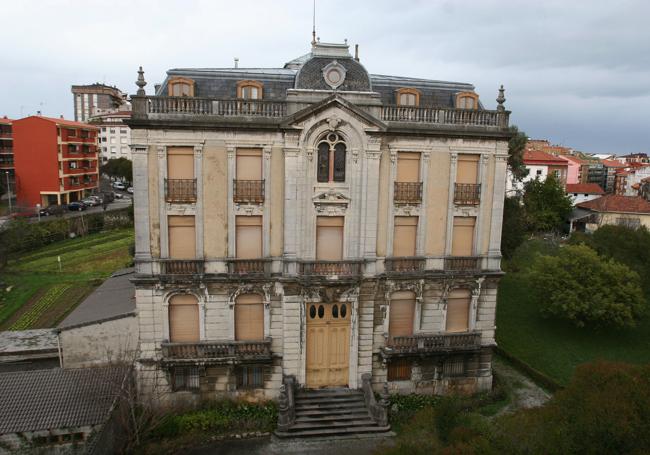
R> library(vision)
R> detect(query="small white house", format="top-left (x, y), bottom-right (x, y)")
top-left (566, 183), bottom-right (605, 205)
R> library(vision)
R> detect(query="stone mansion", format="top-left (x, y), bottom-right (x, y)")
top-left (128, 40), bottom-right (511, 404)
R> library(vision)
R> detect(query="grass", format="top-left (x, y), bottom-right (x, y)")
top-left (496, 240), bottom-right (650, 386)
top-left (0, 228), bottom-right (134, 329)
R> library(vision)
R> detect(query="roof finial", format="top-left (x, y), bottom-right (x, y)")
top-left (136, 66), bottom-right (146, 96)
top-left (311, 0), bottom-right (317, 45)
top-left (496, 84), bottom-right (506, 111)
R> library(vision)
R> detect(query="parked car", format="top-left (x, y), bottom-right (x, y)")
top-left (39, 204), bottom-right (67, 216)
top-left (112, 182), bottom-right (126, 190)
top-left (114, 192), bottom-right (124, 199)
top-left (82, 198), bottom-right (100, 207)
top-left (68, 201), bottom-right (86, 211)
top-left (90, 195), bottom-right (104, 204)
top-left (127, 186), bottom-right (134, 194)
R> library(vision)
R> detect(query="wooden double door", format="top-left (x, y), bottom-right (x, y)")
top-left (306, 302), bottom-right (351, 388)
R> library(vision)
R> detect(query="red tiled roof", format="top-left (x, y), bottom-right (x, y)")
top-left (601, 159), bottom-right (627, 168)
top-left (0, 117), bottom-right (13, 125)
top-left (561, 155), bottom-right (586, 165)
top-left (523, 150), bottom-right (569, 165)
top-left (566, 183), bottom-right (605, 195)
top-left (577, 195), bottom-right (650, 214)
top-left (16, 115), bottom-right (98, 129)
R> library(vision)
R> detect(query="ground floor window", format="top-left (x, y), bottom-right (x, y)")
top-left (443, 357), bottom-right (466, 378)
top-left (172, 366), bottom-right (200, 391)
top-left (387, 358), bottom-right (412, 381)
top-left (236, 366), bottom-right (264, 389)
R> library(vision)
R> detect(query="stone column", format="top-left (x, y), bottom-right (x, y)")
top-left (486, 153), bottom-right (509, 270)
top-left (131, 144), bottom-right (151, 274)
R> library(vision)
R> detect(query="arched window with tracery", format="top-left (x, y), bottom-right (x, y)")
top-left (316, 132), bottom-right (346, 183)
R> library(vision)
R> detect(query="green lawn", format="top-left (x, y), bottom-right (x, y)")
top-left (0, 228), bottom-right (134, 329)
top-left (496, 247), bottom-right (650, 386)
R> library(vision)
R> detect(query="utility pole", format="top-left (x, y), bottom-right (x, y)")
top-left (5, 171), bottom-right (11, 214)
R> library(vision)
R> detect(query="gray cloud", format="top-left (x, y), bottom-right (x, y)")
top-left (0, 0), bottom-right (648, 153)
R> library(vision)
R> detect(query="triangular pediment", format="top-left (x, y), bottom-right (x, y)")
top-left (281, 95), bottom-right (387, 130)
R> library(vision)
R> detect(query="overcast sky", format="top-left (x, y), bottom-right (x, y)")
top-left (1, 0), bottom-right (648, 154)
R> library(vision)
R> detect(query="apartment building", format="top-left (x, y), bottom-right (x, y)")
top-left (128, 41), bottom-right (511, 410)
top-left (0, 117), bottom-right (14, 196)
top-left (12, 116), bottom-right (99, 207)
top-left (71, 83), bottom-right (128, 122)
top-left (89, 110), bottom-right (132, 162)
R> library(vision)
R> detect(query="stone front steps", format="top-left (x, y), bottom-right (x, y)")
top-left (275, 388), bottom-right (391, 438)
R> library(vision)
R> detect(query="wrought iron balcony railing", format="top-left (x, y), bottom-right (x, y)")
top-left (300, 260), bottom-right (363, 277)
top-left (382, 332), bottom-right (482, 357)
top-left (161, 339), bottom-right (272, 362)
top-left (394, 182), bottom-right (422, 204)
top-left (159, 259), bottom-right (204, 275)
top-left (165, 178), bottom-right (197, 203)
top-left (454, 183), bottom-right (481, 205)
top-left (384, 257), bottom-right (426, 273)
top-left (233, 179), bottom-right (265, 203)
top-left (444, 256), bottom-right (481, 272)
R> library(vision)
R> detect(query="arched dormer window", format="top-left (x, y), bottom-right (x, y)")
top-left (396, 88), bottom-right (420, 107)
top-left (168, 77), bottom-right (195, 97)
top-left (456, 92), bottom-right (479, 109)
top-left (316, 132), bottom-right (346, 183)
top-left (237, 80), bottom-right (264, 100)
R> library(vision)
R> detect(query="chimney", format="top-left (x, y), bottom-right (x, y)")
top-left (355, 44), bottom-right (359, 62)
top-left (154, 84), bottom-right (161, 94)
top-left (234, 57), bottom-right (239, 69)
top-left (37, 110), bottom-right (42, 116)
top-left (60, 115), bottom-right (64, 119)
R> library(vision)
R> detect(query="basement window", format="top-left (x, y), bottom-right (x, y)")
top-left (443, 357), bottom-right (466, 378)
top-left (387, 358), bottom-right (412, 381)
top-left (171, 366), bottom-right (200, 392)
top-left (237, 366), bottom-right (264, 389)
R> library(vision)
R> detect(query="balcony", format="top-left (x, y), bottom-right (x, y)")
top-left (394, 182), bottom-right (422, 204)
top-left (381, 332), bottom-right (482, 358)
top-left (444, 256), bottom-right (481, 272)
top-left (0, 159), bottom-right (14, 169)
top-left (454, 183), bottom-right (481, 205)
top-left (159, 259), bottom-right (204, 276)
top-left (380, 106), bottom-right (509, 128)
top-left (233, 180), bottom-right (265, 203)
top-left (165, 178), bottom-right (197, 203)
top-left (227, 258), bottom-right (271, 276)
top-left (0, 130), bottom-right (12, 139)
top-left (146, 97), bottom-right (287, 118)
top-left (384, 257), bottom-right (426, 273)
top-left (300, 260), bottom-right (363, 278)
top-left (161, 339), bottom-right (272, 364)
top-left (0, 147), bottom-right (13, 154)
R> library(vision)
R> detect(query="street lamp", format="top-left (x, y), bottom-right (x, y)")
top-left (5, 171), bottom-right (11, 214)
top-left (36, 203), bottom-right (41, 222)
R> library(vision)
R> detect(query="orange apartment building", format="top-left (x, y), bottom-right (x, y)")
top-left (0, 117), bottom-right (14, 196)
top-left (12, 116), bottom-right (99, 207)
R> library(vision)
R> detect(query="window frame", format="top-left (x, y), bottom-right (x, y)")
top-left (316, 132), bottom-right (347, 183)
top-left (395, 87), bottom-right (421, 107)
top-left (167, 77), bottom-right (195, 97)
top-left (236, 80), bottom-right (264, 100)
top-left (455, 91), bottom-right (479, 110)
top-left (171, 366), bottom-right (200, 392)
top-left (236, 365), bottom-right (265, 389)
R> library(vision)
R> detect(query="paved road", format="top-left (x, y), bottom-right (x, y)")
top-left (188, 434), bottom-right (395, 455)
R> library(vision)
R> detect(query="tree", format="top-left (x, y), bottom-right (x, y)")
top-left (522, 174), bottom-right (573, 233)
top-left (529, 244), bottom-right (645, 328)
top-left (101, 157), bottom-right (133, 184)
top-left (501, 196), bottom-right (527, 259)
top-left (508, 125), bottom-right (528, 181)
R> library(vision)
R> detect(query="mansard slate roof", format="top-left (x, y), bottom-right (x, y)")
top-left (0, 366), bottom-right (128, 434)
top-left (157, 47), bottom-right (476, 108)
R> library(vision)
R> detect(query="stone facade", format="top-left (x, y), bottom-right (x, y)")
top-left (128, 41), bottom-right (511, 402)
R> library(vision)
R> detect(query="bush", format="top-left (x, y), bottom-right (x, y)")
top-left (501, 196), bottom-right (527, 259)
top-left (493, 361), bottom-right (650, 454)
top-left (522, 175), bottom-right (573, 233)
top-left (530, 244), bottom-right (646, 328)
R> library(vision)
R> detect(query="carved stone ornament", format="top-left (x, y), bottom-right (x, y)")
top-left (384, 279), bottom-right (424, 304)
top-left (322, 60), bottom-right (347, 90)
top-left (312, 188), bottom-right (350, 214)
top-left (229, 284), bottom-right (273, 308)
top-left (327, 116), bottom-right (342, 131)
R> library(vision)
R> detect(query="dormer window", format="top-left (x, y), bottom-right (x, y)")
top-left (237, 80), bottom-right (264, 100)
top-left (396, 88), bottom-right (420, 107)
top-left (456, 92), bottom-right (479, 109)
top-left (168, 77), bottom-right (195, 97)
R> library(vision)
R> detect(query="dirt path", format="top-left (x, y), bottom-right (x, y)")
top-left (492, 356), bottom-right (551, 416)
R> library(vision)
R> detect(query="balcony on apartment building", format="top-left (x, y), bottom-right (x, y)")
top-left (165, 178), bottom-right (197, 203)
top-left (233, 180), bottom-right (265, 203)
top-left (381, 331), bottom-right (482, 359)
top-left (300, 260), bottom-right (364, 278)
top-left (159, 259), bottom-right (205, 277)
top-left (0, 146), bottom-right (13, 154)
top-left (0, 157), bottom-right (14, 169)
top-left (161, 339), bottom-right (272, 364)
top-left (61, 129), bottom-right (97, 144)
top-left (394, 182), bottom-right (422, 204)
top-left (132, 96), bottom-right (510, 133)
top-left (227, 258), bottom-right (271, 276)
top-left (454, 183), bottom-right (481, 205)
top-left (384, 256), bottom-right (426, 274)
top-left (0, 129), bottom-right (12, 139)
top-left (443, 256), bottom-right (481, 272)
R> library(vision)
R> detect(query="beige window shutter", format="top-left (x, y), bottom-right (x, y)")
top-left (316, 216), bottom-right (344, 261)
top-left (235, 294), bottom-right (264, 341)
top-left (446, 289), bottom-right (471, 332)
top-left (451, 216), bottom-right (476, 256)
top-left (168, 215), bottom-right (196, 259)
top-left (456, 154), bottom-right (480, 184)
top-left (236, 216), bottom-right (262, 259)
top-left (389, 291), bottom-right (415, 338)
top-left (396, 152), bottom-right (420, 182)
top-left (393, 216), bottom-right (418, 256)
top-left (169, 294), bottom-right (200, 342)
top-left (167, 147), bottom-right (194, 180)
top-left (236, 149), bottom-right (263, 180)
